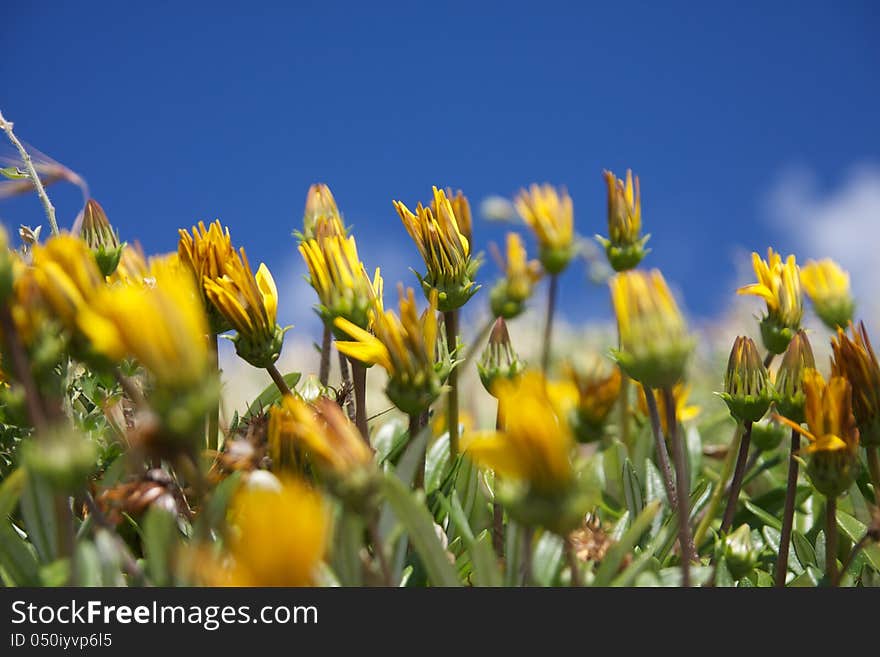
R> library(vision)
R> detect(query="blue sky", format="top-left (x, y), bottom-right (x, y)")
top-left (2, 1), bottom-right (879, 335)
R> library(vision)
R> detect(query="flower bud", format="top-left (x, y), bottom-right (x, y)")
top-left (79, 199), bottom-right (125, 277)
top-left (750, 419), bottom-right (787, 452)
top-left (831, 322), bottom-right (880, 447)
top-left (477, 318), bottom-right (525, 396)
top-left (800, 259), bottom-right (855, 330)
top-left (489, 233), bottom-right (542, 320)
top-left (564, 352), bottom-right (622, 443)
top-left (302, 183), bottom-right (346, 240)
top-left (514, 184), bottom-right (575, 275)
top-left (718, 336), bottom-right (771, 423)
top-left (21, 427), bottom-right (98, 493)
top-left (774, 330), bottom-right (815, 425)
top-left (596, 169), bottom-right (650, 272)
top-left (723, 524), bottom-right (757, 579)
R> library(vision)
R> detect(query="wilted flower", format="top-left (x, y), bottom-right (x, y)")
top-left (218, 478), bottom-right (330, 587)
top-left (489, 232), bottom-right (543, 319)
top-left (298, 233), bottom-right (383, 335)
top-left (775, 370), bottom-right (860, 498)
top-left (637, 382), bottom-right (700, 435)
top-left (596, 169), bottom-right (650, 271)
top-left (831, 321), bottom-right (880, 446)
top-left (477, 317), bottom-right (525, 396)
top-left (394, 186), bottom-right (480, 311)
top-left (610, 269), bottom-right (695, 388)
top-left (514, 184), bottom-right (575, 274)
top-left (737, 248), bottom-right (803, 354)
top-left (79, 199), bottom-right (124, 277)
top-left (563, 352), bottom-right (622, 443)
top-left (301, 183), bottom-right (346, 241)
top-left (203, 249), bottom-right (285, 368)
top-left (800, 259), bottom-right (854, 330)
top-left (178, 220), bottom-right (239, 334)
top-left (773, 330), bottom-right (815, 424)
top-left (718, 336), bottom-right (772, 423)
top-left (335, 286), bottom-right (441, 416)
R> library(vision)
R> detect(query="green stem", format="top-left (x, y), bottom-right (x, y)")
top-left (720, 420), bottom-right (753, 535)
top-left (541, 274), bottom-right (559, 373)
top-left (368, 516), bottom-right (393, 586)
top-left (410, 413), bottom-right (425, 490)
top-left (444, 310), bottom-right (460, 458)
top-left (619, 375), bottom-right (631, 450)
top-left (493, 403), bottom-right (504, 557)
top-left (338, 348), bottom-right (355, 422)
top-left (349, 358), bottom-right (369, 444)
top-left (775, 428), bottom-right (800, 587)
top-left (318, 324), bottom-right (331, 387)
top-left (0, 110), bottom-right (59, 235)
top-left (207, 334), bottom-right (220, 452)
top-left (266, 363), bottom-right (293, 398)
top-left (663, 386), bottom-right (692, 587)
top-left (521, 526), bottom-right (534, 587)
top-left (694, 423), bottom-right (744, 549)
top-left (867, 447), bottom-right (880, 507)
top-left (826, 496), bottom-right (838, 586)
top-left (641, 383), bottom-right (677, 508)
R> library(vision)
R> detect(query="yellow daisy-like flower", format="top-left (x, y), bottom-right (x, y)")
top-left (220, 477), bottom-right (330, 587)
top-left (178, 220), bottom-right (239, 333)
top-left (334, 286), bottom-right (441, 415)
top-left (596, 169), bottom-right (650, 272)
top-left (514, 184), bottom-right (575, 274)
top-left (203, 248), bottom-right (284, 368)
top-left (301, 183), bottom-right (346, 241)
top-left (434, 187), bottom-right (473, 244)
top-left (737, 248), bottom-right (803, 353)
top-left (298, 233), bottom-right (383, 335)
top-left (611, 269), bottom-right (694, 388)
top-left (489, 232), bottom-right (543, 319)
top-left (800, 258), bottom-right (855, 330)
top-left (465, 371), bottom-right (574, 494)
top-left (638, 382), bottom-right (700, 435)
top-left (563, 353), bottom-right (623, 443)
top-left (394, 186), bottom-right (479, 311)
top-left (831, 321), bottom-right (880, 446)
top-left (775, 369), bottom-right (860, 498)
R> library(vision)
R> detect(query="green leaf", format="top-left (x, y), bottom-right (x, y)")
top-left (788, 566), bottom-right (820, 587)
top-left (20, 471), bottom-right (58, 563)
top-left (243, 372), bottom-right (301, 418)
top-left (622, 458), bottom-right (644, 525)
top-left (373, 417), bottom-right (407, 464)
top-left (73, 541), bottom-right (103, 586)
top-left (504, 520), bottom-right (524, 587)
top-left (0, 522), bottom-right (40, 586)
top-left (331, 509), bottom-right (364, 586)
top-left (39, 559), bottom-right (70, 586)
top-left (532, 531), bottom-right (564, 586)
top-left (715, 557), bottom-right (734, 587)
top-left (685, 426), bottom-right (703, 489)
top-left (0, 468), bottom-right (25, 520)
top-left (593, 500), bottom-right (661, 586)
top-left (143, 507), bottom-right (177, 586)
top-left (424, 433), bottom-right (451, 494)
top-left (194, 471), bottom-right (242, 539)
top-left (743, 500), bottom-right (782, 531)
top-left (0, 166), bottom-right (28, 180)
top-left (837, 510), bottom-right (880, 571)
top-left (380, 473), bottom-right (461, 587)
top-left (792, 531), bottom-right (817, 569)
top-left (469, 530), bottom-right (503, 587)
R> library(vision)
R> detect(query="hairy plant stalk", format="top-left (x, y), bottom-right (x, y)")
top-left (338, 349), bottom-right (355, 422)
top-left (0, 110), bottom-right (59, 235)
top-left (114, 367), bottom-right (146, 408)
top-left (826, 496), bottom-right (838, 586)
top-left (775, 428), bottom-right (800, 587)
top-left (318, 325), bottom-right (331, 387)
top-left (867, 447), bottom-right (880, 507)
top-left (444, 310), bottom-right (461, 458)
top-left (641, 383), bottom-right (677, 508)
top-left (720, 420), bottom-right (753, 534)
top-left (694, 423), bottom-right (744, 548)
top-left (207, 334), bottom-right (220, 452)
top-left (663, 386), bottom-right (693, 587)
top-left (350, 358), bottom-right (369, 443)
top-left (266, 363), bottom-right (293, 398)
top-left (541, 274), bottom-right (559, 373)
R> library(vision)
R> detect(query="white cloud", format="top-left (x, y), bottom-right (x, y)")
top-left (764, 163), bottom-right (880, 327)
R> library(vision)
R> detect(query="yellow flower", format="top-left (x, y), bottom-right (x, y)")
top-left (489, 232), bottom-right (543, 319)
top-left (178, 220), bottom-right (239, 333)
top-left (800, 258), bottom-right (854, 330)
top-left (638, 382), bottom-right (700, 435)
top-left (737, 248), bottom-right (803, 353)
top-left (107, 241), bottom-right (149, 286)
top-left (465, 371), bottom-right (574, 495)
top-left (831, 321), bottom-right (880, 446)
top-left (335, 286), bottom-right (441, 415)
top-left (394, 186), bottom-right (479, 311)
top-left (77, 257), bottom-right (210, 388)
top-left (298, 233), bottom-right (383, 334)
top-left (31, 233), bottom-right (105, 331)
top-left (434, 187), bottom-right (473, 244)
top-left (220, 478), bottom-right (330, 587)
top-left (514, 184), bottom-right (574, 274)
top-left (611, 269), bottom-right (694, 388)
top-left (203, 248), bottom-right (284, 368)
top-left (597, 169), bottom-right (650, 271)
top-left (302, 183), bottom-right (346, 240)
top-left (776, 370), bottom-right (860, 498)
top-left (270, 395), bottom-right (372, 478)
top-left (563, 353), bottom-right (622, 442)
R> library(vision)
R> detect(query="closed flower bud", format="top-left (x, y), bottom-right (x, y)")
top-left (610, 269), bottom-right (695, 388)
top-left (79, 199), bottom-right (124, 277)
top-left (489, 233), bottom-right (543, 319)
top-left (718, 336), bottom-right (772, 423)
top-left (564, 352), bottom-right (622, 443)
top-left (723, 524), bottom-right (757, 579)
top-left (514, 184), bottom-right (575, 274)
top-left (800, 259), bottom-right (855, 330)
top-left (596, 169), bottom-right (650, 272)
top-left (774, 330), bottom-right (815, 425)
top-left (750, 419), bottom-right (787, 452)
top-left (301, 183), bottom-right (346, 240)
top-left (477, 318), bottom-right (525, 396)
top-left (831, 322), bottom-right (880, 446)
